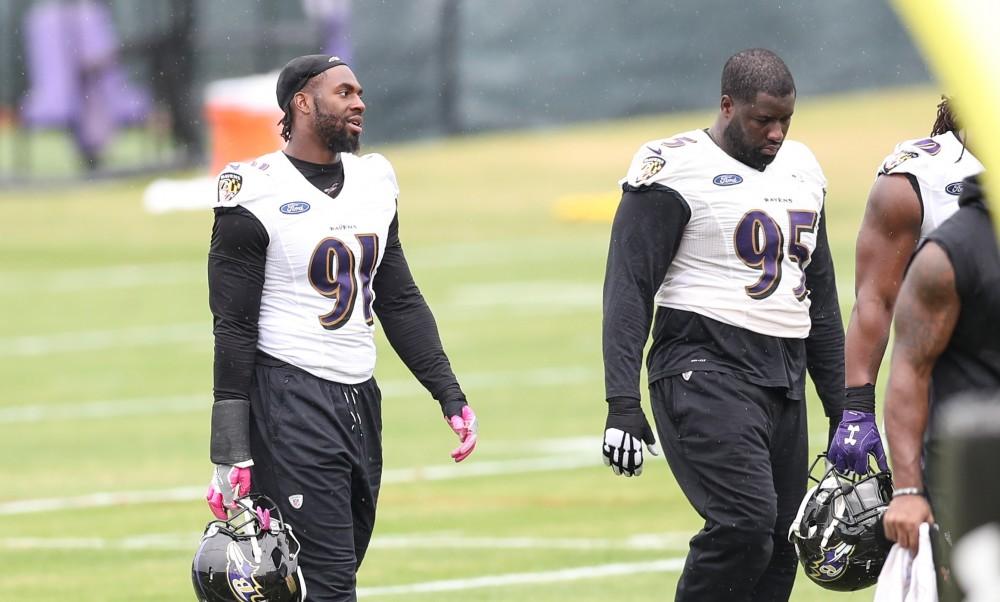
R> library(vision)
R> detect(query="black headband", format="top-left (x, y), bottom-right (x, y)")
top-left (276, 54), bottom-right (348, 111)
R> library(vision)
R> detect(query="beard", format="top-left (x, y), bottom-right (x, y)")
top-left (723, 120), bottom-right (775, 171)
top-left (313, 97), bottom-right (360, 154)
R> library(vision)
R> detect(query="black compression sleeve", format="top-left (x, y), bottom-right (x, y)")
top-left (209, 206), bottom-right (268, 402)
top-left (373, 213), bottom-right (467, 411)
top-left (803, 206), bottom-right (846, 417)
top-left (603, 185), bottom-right (691, 401)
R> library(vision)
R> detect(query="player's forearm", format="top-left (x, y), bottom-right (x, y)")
top-left (380, 301), bottom-right (466, 405)
top-left (844, 297), bottom-right (894, 387)
top-left (884, 362), bottom-right (930, 488)
top-left (209, 256), bottom-right (264, 402)
top-left (602, 293), bottom-right (653, 400)
top-left (373, 238), bottom-right (465, 405)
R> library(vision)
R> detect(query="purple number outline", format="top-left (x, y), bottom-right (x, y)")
top-left (733, 209), bottom-right (818, 301)
top-left (355, 233), bottom-right (380, 325)
top-left (734, 209), bottom-right (785, 299)
top-left (787, 210), bottom-right (818, 300)
top-left (308, 233), bottom-right (380, 330)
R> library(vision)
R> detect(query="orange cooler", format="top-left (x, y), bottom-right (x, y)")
top-left (204, 73), bottom-right (285, 174)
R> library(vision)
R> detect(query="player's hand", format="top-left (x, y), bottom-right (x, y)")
top-left (206, 463), bottom-right (252, 520)
top-left (883, 494), bottom-right (934, 553)
top-left (827, 410), bottom-right (889, 475)
top-left (603, 397), bottom-right (659, 477)
top-left (443, 403), bottom-right (478, 462)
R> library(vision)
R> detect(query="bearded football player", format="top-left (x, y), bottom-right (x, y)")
top-left (205, 55), bottom-right (478, 602)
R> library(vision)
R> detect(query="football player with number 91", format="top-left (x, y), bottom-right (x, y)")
top-left (205, 55), bottom-right (478, 601)
top-left (602, 48), bottom-right (844, 601)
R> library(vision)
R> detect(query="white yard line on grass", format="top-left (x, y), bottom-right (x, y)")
top-left (0, 262), bottom-right (204, 294)
top-left (0, 532), bottom-right (691, 553)
top-left (0, 367), bottom-right (595, 424)
top-left (371, 532), bottom-right (691, 551)
top-left (0, 240), bottom-right (599, 295)
top-left (357, 558), bottom-right (687, 597)
top-left (0, 394), bottom-right (205, 423)
top-left (0, 323), bottom-right (208, 357)
top-left (0, 454), bottom-right (600, 515)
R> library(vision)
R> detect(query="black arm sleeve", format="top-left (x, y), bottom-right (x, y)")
top-left (603, 184), bottom-right (691, 402)
top-left (209, 206), bottom-right (268, 403)
top-left (804, 206), bottom-right (846, 417)
top-left (373, 213), bottom-right (467, 412)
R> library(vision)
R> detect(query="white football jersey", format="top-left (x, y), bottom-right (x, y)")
top-left (621, 129), bottom-right (827, 338)
top-left (878, 132), bottom-right (983, 239)
top-left (216, 151), bottom-right (398, 383)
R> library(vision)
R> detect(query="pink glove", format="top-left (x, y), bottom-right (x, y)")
top-left (205, 463), bottom-right (252, 520)
top-left (255, 506), bottom-right (271, 531)
top-left (447, 405), bottom-right (478, 462)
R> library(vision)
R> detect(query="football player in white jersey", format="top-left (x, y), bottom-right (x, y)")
top-left (602, 49), bottom-right (844, 602)
top-left (831, 97), bottom-right (984, 477)
top-left (204, 55), bottom-right (478, 601)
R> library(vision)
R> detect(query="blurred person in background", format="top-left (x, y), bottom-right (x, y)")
top-left (881, 174), bottom-right (1000, 600)
top-left (205, 55), bottom-right (478, 601)
top-left (302, 0), bottom-right (352, 63)
top-left (830, 97), bottom-right (984, 477)
top-left (19, 0), bottom-right (149, 170)
top-left (601, 48), bottom-right (844, 601)
top-left (117, 0), bottom-right (202, 165)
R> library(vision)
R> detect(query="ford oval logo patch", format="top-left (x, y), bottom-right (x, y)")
top-left (945, 181), bottom-right (964, 195)
top-left (280, 201), bottom-right (311, 214)
top-left (713, 174), bottom-right (743, 186)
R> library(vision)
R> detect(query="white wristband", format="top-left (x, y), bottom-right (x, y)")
top-left (892, 487), bottom-right (924, 498)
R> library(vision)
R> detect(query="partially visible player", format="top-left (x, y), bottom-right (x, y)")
top-left (829, 97), bottom-right (984, 476)
top-left (881, 175), bottom-right (1000, 597)
top-left (602, 48), bottom-right (844, 601)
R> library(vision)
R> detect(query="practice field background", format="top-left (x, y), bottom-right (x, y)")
top-left (0, 86), bottom-right (939, 600)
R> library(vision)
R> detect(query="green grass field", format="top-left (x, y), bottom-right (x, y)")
top-left (0, 85), bottom-right (941, 600)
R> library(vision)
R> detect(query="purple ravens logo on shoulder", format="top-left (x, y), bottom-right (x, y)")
top-left (882, 151), bottom-right (919, 173)
top-left (636, 156), bottom-right (666, 183)
top-left (218, 173), bottom-right (243, 203)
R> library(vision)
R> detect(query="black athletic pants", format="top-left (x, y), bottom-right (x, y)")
top-left (649, 371), bottom-right (808, 602)
top-left (248, 354), bottom-right (383, 602)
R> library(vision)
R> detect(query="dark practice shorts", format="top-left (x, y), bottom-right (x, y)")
top-left (248, 354), bottom-right (383, 602)
top-left (649, 371), bottom-right (808, 602)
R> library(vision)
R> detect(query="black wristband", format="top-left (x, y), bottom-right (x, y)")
top-left (607, 396), bottom-right (642, 412)
top-left (210, 398), bottom-right (252, 464)
top-left (844, 384), bottom-right (876, 413)
top-left (440, 399), bottom-right (467, 419)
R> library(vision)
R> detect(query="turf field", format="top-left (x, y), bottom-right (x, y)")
top-left (0, 85), bottom-right (941, 600)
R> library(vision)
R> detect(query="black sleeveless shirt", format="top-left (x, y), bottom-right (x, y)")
top-left (923, 175), bottom-right (1000, 411)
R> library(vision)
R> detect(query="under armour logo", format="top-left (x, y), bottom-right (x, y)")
top-left (844, 425), bottom-right (860, 446)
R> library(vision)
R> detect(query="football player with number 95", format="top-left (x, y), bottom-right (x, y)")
top-left (602, 48), bottom-right (845, 601)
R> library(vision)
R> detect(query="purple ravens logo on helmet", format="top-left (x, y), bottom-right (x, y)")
top-left (226, 540), bottom-right (266, 601)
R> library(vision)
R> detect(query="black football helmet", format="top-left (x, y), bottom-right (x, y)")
top-left (192, 494), bottom-right (305, 602)
top-left (788, 453), bottom-right (893, 592)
